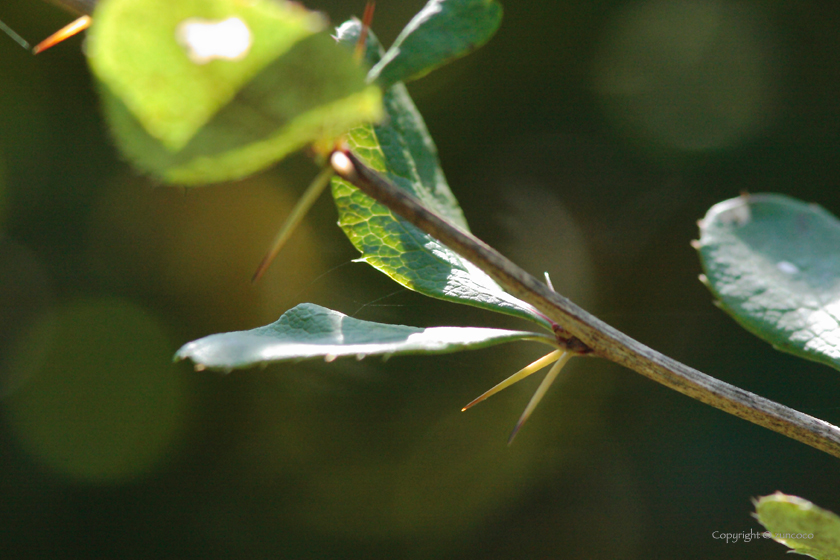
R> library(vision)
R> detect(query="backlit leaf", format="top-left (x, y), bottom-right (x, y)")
top-left (332, 21), bottom-right (551, 329)
top-left (174, 303), bottom-right (554, 371)
top-left (369, 0), bottom-right (503, 88)
top-left (87, 0), bottom-right (382, 184)
top-left (697, 193), bottom-right (840, 371)
top-left (755, 493), bottom-right (840, 560)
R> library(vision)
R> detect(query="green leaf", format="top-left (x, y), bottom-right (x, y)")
top-left (755, 493), bottom-right (840, 560)
top-left (332, 22), bottom-right (551, 330)
top-left (87, 0), bottom-right (381, 184)
top-left (174, 303), bottom-right (553, 371)
top-left (697, 193), bottom-right (840, 371)
top-left (368, 0), bottom-right (503, 88)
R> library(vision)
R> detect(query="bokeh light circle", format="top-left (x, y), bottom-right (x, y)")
top-left (3, 297), bottom-right (190, 483)
top-left (0, 154), bottom-right (7, 230)
top-left (0, 238), bottom-right (54, 398)
top-left (593, 0), bottom-right (777, 153)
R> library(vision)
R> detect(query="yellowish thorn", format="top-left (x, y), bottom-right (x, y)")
top-left (33, 15), bottom-right (91, 54)
top-left (252, 166), bottom-right (334, 283)
top-left (508, 351), bottom-right (572, 444)
top-left (461, 349), bottom-right (562, 411)
top-left (354, 1), bottom-right (376, 62)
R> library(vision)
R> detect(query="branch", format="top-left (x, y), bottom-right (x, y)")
top-left (330, 149), bottom-right (840, 459)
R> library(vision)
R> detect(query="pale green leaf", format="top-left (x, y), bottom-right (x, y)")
top-left (697, 194), bottom-right (840, 371)
top-left (755, 493), bottom-right (840, 560)
top-left (87, 0), bottom-right (381, 184)
top-left (174, 303), bottom-right (554, 371)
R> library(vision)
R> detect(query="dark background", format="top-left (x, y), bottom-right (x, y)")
top-left (2, 1), bottom-right (839, 558)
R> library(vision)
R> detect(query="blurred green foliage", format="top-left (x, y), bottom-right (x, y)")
top-left (2, 1), bottom-right (840, 559)
top-left (88, 0), bottom-right (382, 184)
top-left (756, 493), bottom-right (840, 559)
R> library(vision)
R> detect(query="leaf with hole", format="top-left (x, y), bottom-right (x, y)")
top-left (174, 303), bottom-right (554, 371)
top-left (87, 0), bottom-right (382, 184)
top-left (697, 193), bottom-right (840, 371)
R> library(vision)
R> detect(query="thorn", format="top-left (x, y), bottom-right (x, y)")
top-left (508, 351), bottom-right (572, 444)
top-left (0, 19), bottom-right (31, 50)
top-left (354, 1), bottom-right (375, 61)
top-left (33, 15), bottom-right (91, 54)
top-left (251, 253), bottom-right (274, 284)
top-left (544, 271), bottom-right (554, 292)
top-left (251, 166), bottom-right (334, 283)
top-left (461, 350), bottom-right (562, 411)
